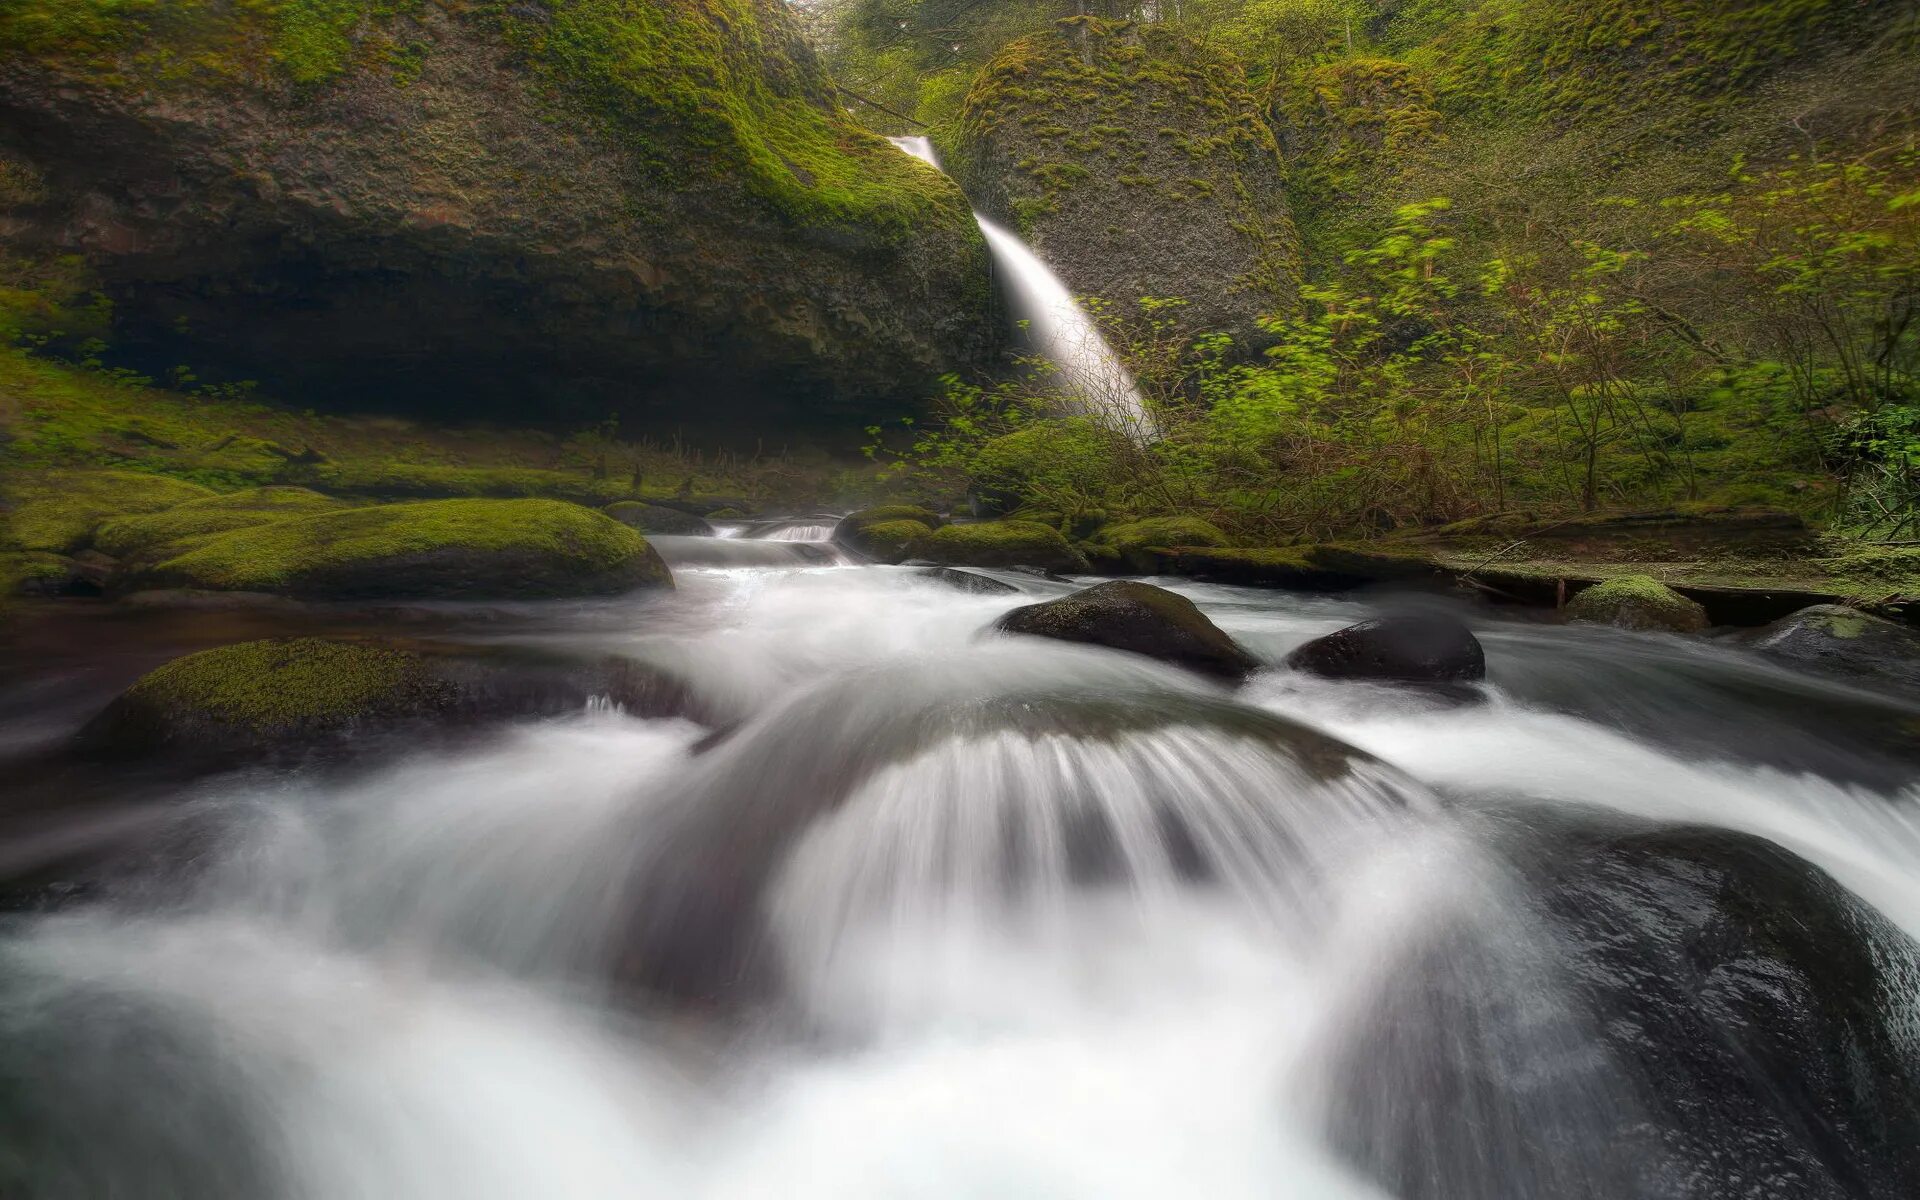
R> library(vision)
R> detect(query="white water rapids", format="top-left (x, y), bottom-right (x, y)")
top-left (3, 552), bottom-right (1920, 1198)
top-left (887, 136), bottom-right (1155, 437)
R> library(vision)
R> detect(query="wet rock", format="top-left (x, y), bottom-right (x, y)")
top-left (995, 580), bottom-right (1260, 680)
top-left (602, 501), bottom-right (714, 537)
top-left (1565, 574), bottom-right (1709, 633)
top-left (1286, 612), bottom-right (1485, 682)
top-left (1327, 812), bottom-right (1920, 1200)
top-left (77, 637), bottom-right (700, 765)
top-left (1151, 543), bottom-right (1446, 590)
top-left (1752, 604), bottom-right (1920, 693)
top-left (914, 520), bottom-right (1090, 573)
top-left (116, 498), bottom-right (672, 600)
top-left (915, 566), bottom-right (1019, 595)
top-left (833, 506), bottom-right (944, 564)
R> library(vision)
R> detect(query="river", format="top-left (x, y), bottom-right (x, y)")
top-left (1, 531), bottom-right (1918, 1198)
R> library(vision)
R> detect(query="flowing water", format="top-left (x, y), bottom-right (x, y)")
top-left (887, 136), bottom-right (1154, 437)
top-left (3, 551), bottom-right (1920, 1198)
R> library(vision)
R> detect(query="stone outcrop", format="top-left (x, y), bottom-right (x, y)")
top-left (0, 0), bottom-right (990, 437)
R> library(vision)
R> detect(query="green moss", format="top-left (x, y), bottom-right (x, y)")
top-left (92, 486), bottom-right (346, 558)
top-left (915, 520), bottom-right (1090, 572)
top-left (1565, 573), bottom-right (1710, 632)
top-left (120, 637), bottom-right (441, 734)
top-left (499, 0), bottom-right (978, 237)
top-left (129, 498), bottom-right (671, 599)
top-left (834, 506), bottom-right (942, 562)
top-left (315, 463), bottom-right (631, 505)
top-left (1096, 517), bottom-right (1231, 554)
top-left (0, 550), bottom-right (74, 596)
top-left (2, 469), bottom-right (217, 554)
top-left (0, 0), bottom-right (427, 88)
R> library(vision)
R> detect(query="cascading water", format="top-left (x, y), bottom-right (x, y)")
top-left (3, 543), bottom-right (1920, 1198)
top-left (888, 136), bottom-right (1154, 437)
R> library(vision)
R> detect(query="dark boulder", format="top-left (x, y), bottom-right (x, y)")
top-left (915, 565), bottom-right (1019, 595)
top-left (1752, 604), bottom-right (1920, 694)
top-left (1326, 812), bottom-right (1920, 1200)
top-left (995, 580), bottom-right (1259, 680)
top-left (1286, 612), bottom-right (1485, 682)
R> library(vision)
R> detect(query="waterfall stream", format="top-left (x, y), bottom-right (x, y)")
top-left (3, 553), bottom-right (1920, 1197)
top-left (887, 136), bottom-right (1154, 437)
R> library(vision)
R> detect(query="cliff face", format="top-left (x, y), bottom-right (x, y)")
top-left (950, 19), bottom-right (1299, 344)
top-left (0, 0), bottom-right (992, 436)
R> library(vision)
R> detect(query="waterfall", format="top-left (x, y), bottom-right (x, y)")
top-left (888, 136), bottom-right (1154, 438)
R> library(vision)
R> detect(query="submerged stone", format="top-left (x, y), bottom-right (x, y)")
top-left (995, 580), bottom-right (1260, 679)
top-left (915, 565), bottom-right (1020, 595)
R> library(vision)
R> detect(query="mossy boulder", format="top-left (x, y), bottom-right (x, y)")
top-left (1286, 613), bottom-right (1486, 683)
top-left (121, 499), bottom-right (672, 600)
top-left (995, 580), bottom-right (1260, 679)
top-left (914, 521), bottom-right (1090, 573)
top-left (603, 502), bottom-right (714, 537)
top-left (78, 637), bottom-right (702, 763)
top-left (1566, 575), bottom-right (1709, 634)
top-left (834, 506), bottom-right (945, 564)
top-left (952, 19), bottom-right (1298, 341)
top-left (1088, 516), bottom-right (1231, 573)
top-left (2, 469), bottom-right (216, 554)
top-left (0, 0), bottom-right (990, 433)
top-left (1, 551), bottom-right (82, 597)
top-left (1751, 604), bottom-right (1920, 694)
top-left (92, 487), bottom-right (345, 559)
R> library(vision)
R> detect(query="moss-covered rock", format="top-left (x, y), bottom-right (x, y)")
top-left (121, 498), bottom-right (672, 600)
top-left (603, 501), bottom-right (714, 537)
top-left (915, 520), bottom-right (1091, 573)
top-left (1088, 516), bottom-right (1231, 572)
top-left (996, 580), bottom-right (1260, 679)
top-left (834, 506), bottom-right (945, 563)
top-left (92, 486), bottom-right (345, 559)
top-left (2, 469), bottom-right (216, 554)
top-left (0, 551), bottom-right (81, 597)
top-left (78, 636), bottom-right (703, 763)
top-left (1566, 575), bottom-right (1710, 634)
top-left (1751, 604), bottom-right (1920, 694)
top-left (952, 18), bottom-right (1298, 340)
top-left (0, 0), bottom-right (990, 431)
